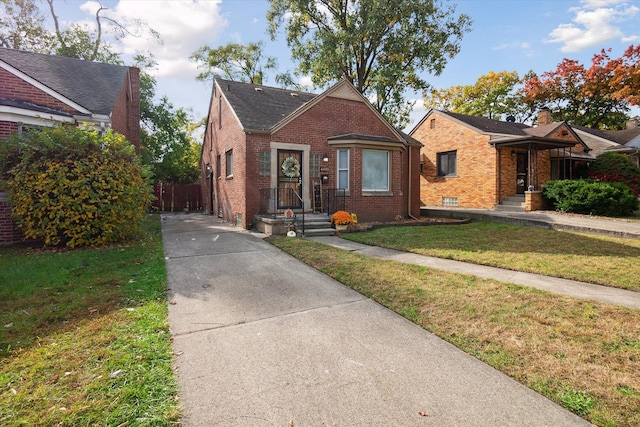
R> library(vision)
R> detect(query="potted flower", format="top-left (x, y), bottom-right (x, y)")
top-left (330, 210), bottom-right (353, 231)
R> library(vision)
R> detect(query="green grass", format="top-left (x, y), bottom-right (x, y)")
top-left (268, 236), bottom-right (640, 427)
top-left (0, 215), bottom-right (179, 426)
top-left (342, 222), bottom-right (640, 291)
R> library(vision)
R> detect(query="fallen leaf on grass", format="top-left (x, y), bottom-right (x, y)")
top-left (110, 369), bottom-right (125, 378)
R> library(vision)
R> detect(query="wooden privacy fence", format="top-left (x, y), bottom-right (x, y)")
top-left (152, 183), bottom-right (203, 212)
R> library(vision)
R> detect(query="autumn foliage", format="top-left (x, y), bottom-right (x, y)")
top-left (588, 152), bottom-right (640, 197)
top-left (522, 45), bottom-right (640, 129)
top-left (2, 126), bottom-right (153, 247)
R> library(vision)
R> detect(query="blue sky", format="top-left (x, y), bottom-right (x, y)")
top-left (53, 0), bottom-right (640, 129)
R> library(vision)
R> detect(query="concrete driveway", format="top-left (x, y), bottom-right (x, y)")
top-left (162, 213), bottom-right (591, 426)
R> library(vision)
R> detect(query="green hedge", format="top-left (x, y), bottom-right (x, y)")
top-left (3, 126), bottom-right (153, 247)
top-left (543, 179), bottom-right (638, 217)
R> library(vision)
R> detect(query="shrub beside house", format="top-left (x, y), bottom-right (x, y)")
top-left (0, 47), bottom-right (141, 245)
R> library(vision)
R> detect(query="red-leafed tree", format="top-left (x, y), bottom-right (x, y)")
top-left (521, 46), bottom-right (639, 130)
top-left (607, 45), bottom-right (640, 106)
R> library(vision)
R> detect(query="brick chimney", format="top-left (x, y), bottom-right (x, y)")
top-left (627, 117), bottom-right (639, 129)
top-left (538, 108), bottom-right (551, 126)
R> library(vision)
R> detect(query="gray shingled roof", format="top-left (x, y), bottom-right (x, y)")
top-left (0, 47), bottom-right (129, 115)
top-left (216, 78), bottom-right (317, 131)
top-left (572, 124), bottom-right (640, 145)
top-left (441, 111), bottom-right (530, 136)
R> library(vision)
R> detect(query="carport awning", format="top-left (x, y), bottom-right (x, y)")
top-left (489, 136), bottom-right (578, 150)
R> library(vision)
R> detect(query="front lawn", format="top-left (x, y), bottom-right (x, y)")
top-left (0, 215), bottom-right (179, 426)
top-left (268, 236), bottom-right (640, 427)
top-left (343, 222), bottom-right (640, 291)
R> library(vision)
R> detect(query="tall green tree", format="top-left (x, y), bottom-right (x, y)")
top-left (424, 71), bottom-right (528, 121)
top-left (191, 41), bottom-right (278, 84)
top-left (267, 0), bottom-right (472, 128)
top-left (137, 55), bottom-right (201, 184)
top-left (0, 0), bottom-right (54, 51)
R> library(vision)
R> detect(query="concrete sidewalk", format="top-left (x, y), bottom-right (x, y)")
top-left (162, 213), bottom-right (590, 426)
top-left (422, 207), bottom-right (640, 240)
top-left (308, 237), bottom-right (640, 310)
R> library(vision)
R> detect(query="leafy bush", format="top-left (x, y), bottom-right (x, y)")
top-left (588, 152), bottom-right (640, 196)
top-left (3, 126), bottom-right (153, 247)
top-left (543, 179), bottom-right (638, 217)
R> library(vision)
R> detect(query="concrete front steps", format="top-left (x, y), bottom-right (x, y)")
top-left (495, 195), bottom-right (525, 212)
top-left (296, 213), bottom-right (335, 237)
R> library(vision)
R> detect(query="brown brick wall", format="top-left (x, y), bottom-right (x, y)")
top-left (0, 192), bottom-right (23, 244)
top-left (110, 67), bottom-right (141, 152)
top-left (0, 68), bottom-right (76, 116)
top-left (413, 113), bottom-right (499, 208)
top-left (0, 121), bottom-right (19, 138)
top-left (201, 88), bottom-right (249, 226)
top-left (272, 96), bottom-right (417, 223)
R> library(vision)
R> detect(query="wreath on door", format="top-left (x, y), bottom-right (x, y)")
top-left (281, 156), bottom-right (301, 177)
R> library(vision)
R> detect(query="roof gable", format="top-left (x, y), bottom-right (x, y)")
top-left (0, 47), bottom-right (129, 115)
top-left (272, 79), bottom-right (406, 143)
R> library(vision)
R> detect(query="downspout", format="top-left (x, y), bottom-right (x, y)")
top-left (497, 146), bottom-right (502, 205)
top-left (408, 144), bottom-right (419, 220)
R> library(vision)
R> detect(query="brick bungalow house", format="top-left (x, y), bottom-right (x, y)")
top-left (410, 109), bottom-right (588, 211)
top-left (200, 77), bottom-right (422, 232)
top-left (0, 47), bottom-right (141, 244)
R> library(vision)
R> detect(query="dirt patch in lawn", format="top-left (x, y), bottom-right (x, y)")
top-left (349, 216), bottom-right (470, 232)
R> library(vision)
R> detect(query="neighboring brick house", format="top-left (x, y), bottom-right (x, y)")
top-left (0, 47), bottom-right (141, 244)
top-left (410, 109), bottom-right (588, 210)
top-left (200, 78), bottom-right (422, 230)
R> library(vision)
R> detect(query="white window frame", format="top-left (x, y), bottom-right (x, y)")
top-left (225, 149), bottom-right (233, 178)
top-left (362, 149), bottom-right (390, 192)
top-left (337, 149), bottom-right (349, 191)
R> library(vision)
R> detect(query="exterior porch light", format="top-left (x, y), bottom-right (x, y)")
top-left (206, 163), bottom-right (212, 179)
top-left (322, 153), bottom-right (329, 162)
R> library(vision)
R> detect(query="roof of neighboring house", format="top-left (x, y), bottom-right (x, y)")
top-left (0, 47), bottom-right (129, 116)
top-left (215, 78), bottom-right (316, 131)
top-left (573, 124), bottom-right (640, 145)
top-left (440, 111), bottom-right (530, 136)
top-left (0, 98), bottom-right (73, 117)
top-left (420, 110), bottom-right (589, 152)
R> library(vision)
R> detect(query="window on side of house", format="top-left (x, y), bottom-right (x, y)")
top-left (225, 150), bottom-right (233, 178)
top-left (310, 153), bottom-right (320, 177)
top-left (437, 150), bottom-right (457, 176)
top-left (216, 154), bottom-right (221, 179)
top-left (362, 149), bottom-right (389, 191)
top-left (258, 151), bottom-right (271, 176)
top-left (337, 149), bottom-right (349, 191)
top-left (430, 118), bottom-right (436, 129)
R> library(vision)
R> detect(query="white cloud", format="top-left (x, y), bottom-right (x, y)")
top-left (546, 1), bottom-right (638, 52)
top-left (99, 0), bottom-right (228, 78)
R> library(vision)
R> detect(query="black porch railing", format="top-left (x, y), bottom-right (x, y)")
top-left (321, 188), bottom-right (347, 215)
top-left (259, 187), bottom-right (305, 233)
